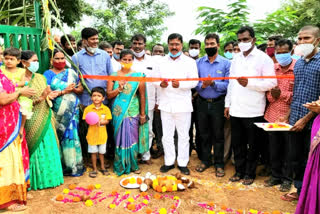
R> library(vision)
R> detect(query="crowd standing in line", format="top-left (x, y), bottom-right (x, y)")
top-left (0, 25), bottom-right (320, 214)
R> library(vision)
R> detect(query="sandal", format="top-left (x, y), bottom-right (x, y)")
top-left (89, 171), bottom-right (98, 178)
top-left (242, 177), bottom-right (254, 185)
top-left (100, 169), bottom-right (110, 176)
top-left (195, 163), bottom-right (209, 173)
top-left (216, 168), bottom-right (225, 177)
top-left (229, 173), bottom-right (243, 182)
top-left (134, 169), bottom-right (141, 174)
top-left (281, 192), bottom-right (299, 202)
top-left (7, 204), bottom-right (27, 212)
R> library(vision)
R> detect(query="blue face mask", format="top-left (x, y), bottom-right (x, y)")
top-left (113, 53), bottom-right (120, 60)
top-left (169, 51), bottom-right (182, 58)
top-left (275, 53), bottom-right (293, 67)
top-left (28, 61), bottom-right (39, 73)
top-left (224, 51), bottom-right (233, 60)
top-left (291, 54), bottom-right (301, 60)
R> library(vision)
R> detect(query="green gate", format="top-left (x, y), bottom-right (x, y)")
top-left (0, 2), bottom-right (49, 73)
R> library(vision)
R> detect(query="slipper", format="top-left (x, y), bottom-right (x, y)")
top-left (100, 169), bottom-right (110, 176)
top-left (89, 171), bottom-right (98, 178)
top-left (195, 163), bottom-right (209, 173)
top-left (281, 192), bottom-right (299, 202)
top-left (215, 168), bottom-right (225, 177)
top-left (7, 204), bottom-right (27, 212)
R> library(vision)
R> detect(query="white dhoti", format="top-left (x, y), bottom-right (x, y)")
top-left (161, 111), bottom-right (191, 167)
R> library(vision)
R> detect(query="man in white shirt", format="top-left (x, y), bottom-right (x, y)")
top-left (224, 26), bottom-right (276, 185)
top-left (131, 34), bottom-right (159, 165)
top-left (154, 33), bottom-right (199, 175)
top-left (99, 41), bottom-right (122, 73)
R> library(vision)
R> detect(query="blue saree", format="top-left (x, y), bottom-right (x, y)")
top-left (112, 72), bottom-right (149, 176)
top-left (44, 69), bottom-right (85, 176)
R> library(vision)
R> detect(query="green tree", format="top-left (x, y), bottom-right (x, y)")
top-left (89, 0), bottom-right (174, 47)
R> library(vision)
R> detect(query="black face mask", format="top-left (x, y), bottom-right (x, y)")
top-left (205, 47), bottom-right (217, 57)
top-left (65, 48), bottom-right (75, 57)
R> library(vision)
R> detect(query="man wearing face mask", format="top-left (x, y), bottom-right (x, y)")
top-left (195, 33), bottom-right (230, 177)
top-left (266, 36), bottom-right (282, 63)
top-left (225, 26), bottom-right (276, 185)
top-left (153, 33), bottom-right (199, 175)
top-left (263, 39), bottom-right (296, 192)
top-left (224, 41), bottom-right (234, 60)
top-left (72, 27), bottom-right (113, 161)
top-left (188, 39), bottom-right (201, 156)
top-left (112, 41), bottom-right (124, 63)
top-left (61, 34), bottom-right (77, 68)
top-left (99, 41), bottom-right (122, 73)
top-left (280, 25), bottom-right (320, 202)
top-left (131, 34), bottom-right (159, 165)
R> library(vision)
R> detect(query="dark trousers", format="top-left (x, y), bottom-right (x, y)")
top-left (189, 96), bottom-right (201, 157)
top-left (230, 116), bottom-right (264, 178)
top-left (106, 103), bottom-right (115, 160)
top-left (268, 131), bottom-right (292, 182)
top-left (197, 98), bottom-right (225, 168)
top-left (153, 110), bottom-right (163, 152)
top-left (287, 129), bottom-right (311, 195)
top-left (257, 118), bottom-right (270, 166)
top-left (79, 105), bottom-right (89, 160)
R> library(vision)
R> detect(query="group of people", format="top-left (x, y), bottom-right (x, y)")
top-left (0, 24), bottom-right (320, 213)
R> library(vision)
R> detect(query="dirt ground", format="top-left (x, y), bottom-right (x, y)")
top-left (3, 152), bottom-right (297, 214)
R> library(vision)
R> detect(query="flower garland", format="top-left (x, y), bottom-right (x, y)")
top-left (197, 202), bottom-right (291, 214)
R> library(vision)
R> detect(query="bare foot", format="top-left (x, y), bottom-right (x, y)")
top-left (7, 203), bottom-right (27, 212)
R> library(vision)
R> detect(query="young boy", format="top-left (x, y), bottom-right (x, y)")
top-left (83, 87), bottom-right (112, 178)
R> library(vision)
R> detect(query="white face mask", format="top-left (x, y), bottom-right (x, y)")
top-left (294, 41), bottom-right (317, 58)
top-left (238, 41), bottom-right (253, 52)
top-left (86, 46), bottom-right (97, 54)
top-left (133, 50), bottom-right (145, 58)
top-left (189, 49), bottom-right (199, 58)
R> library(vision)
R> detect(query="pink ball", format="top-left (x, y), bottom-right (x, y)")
top-left (85, 112), bottom-right (99, 125)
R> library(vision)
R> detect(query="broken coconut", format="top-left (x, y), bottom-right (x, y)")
top-left (150, 175), bottom-right (157, 181)
top-left (177, 183), bottom-right (186, 191)
top-left (175, 172), bottom-right (182, 180)
top-left (181, 177), bottom-right (190, 183)
top-left (140, 183), bottom-right (148, 192)
top-left (145, 172), bottom-right (152, 179)
top-left (187, 181), bottom-right (195, 188)
top-left (144, 178), bottom-right (153, 187)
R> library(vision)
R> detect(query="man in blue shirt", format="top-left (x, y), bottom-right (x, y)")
top-left (72, 27), bottom-right (113, 162)
top-left (281, 25), bottom-right (320, 202)
top-left (195, 33), bottom-right (230, 177)
top-left (72, 27), bottom-right (113, 106)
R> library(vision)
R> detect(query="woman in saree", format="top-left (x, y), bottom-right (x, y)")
top-left (295, 98), bottom-right (320, 214)
top-left (0, 68), bottom-right (35, 211)
top-left (21, 50), bottom-right (64, 190)
top-left (107, 49), bottom-right (149, 176)
top-left (43, 49), bottom-right (85, 176)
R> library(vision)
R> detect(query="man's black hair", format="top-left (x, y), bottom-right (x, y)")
top-left (167, 33), bottom-right (183, 44)
top-left (223, 41), bottom-right (234, 50)
top-left (189, 39), bottom-right (201, 47)
top-left (275, 39), bottom-right (293, 51)
top-left (204, 33), bottom-right (220, 44)
top-left (268, 35), bottom-right (282, 42)
top-left (237, 26), bottom-right (255, 38)
top-left (91, 87), bottom-right (106, 97)
top-left (112, 41), bottom-right (124, 48)
top-left (99, 41), bottom-right (112, 50)
top-left (152, 43), bottom-right (164, 52)
top-left (61, 34), bottom-right (76, 47)
top-left (257, 43), bottom-right (267, 52)
top-left (131, 34), bottom-right (146, 43)
top-left (81, 27), bottom-right (99, 40)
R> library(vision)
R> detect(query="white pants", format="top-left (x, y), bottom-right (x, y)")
top-left (161, 111), bottom-right (191, 167)
top-left (142, 109), bottom-right (154, 161)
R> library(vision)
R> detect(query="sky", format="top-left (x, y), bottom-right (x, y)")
top-left (160, 0), bottom-right (283, 42)
top-left (57, 0), bottom-right (283, 43)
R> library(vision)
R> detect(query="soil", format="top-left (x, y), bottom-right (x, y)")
top-left (2, 152), bottom-right (297, 214)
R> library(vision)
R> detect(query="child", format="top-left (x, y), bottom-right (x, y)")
top-left (83, 87), bottom-right (112, 178)
top-left (2, 47), bottom-right (33, 136)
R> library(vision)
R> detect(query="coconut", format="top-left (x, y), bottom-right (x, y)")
top-left (177, 183), bottom-right (186, 191)
top-left (187, 181), bottom-right (195, 188)
top-left (144, 178), bottom-right (153, 187)
top-left (150, 175), bottom-right (157, 181)
top-left (140, 183), bottom-right (148, 192)
top-left (81, 195), bottom-right (90, 201)
top-left (175, 172), bottom-right (182, 180)
top-left (145, 172), bottom-right (152, 179)
top-left (181, 177), bottom-right (190, 183)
